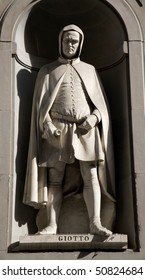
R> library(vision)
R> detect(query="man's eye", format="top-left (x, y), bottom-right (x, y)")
top-left (64, 39), bottom-right (69, 44)
top-left (64, 39), bottom-right (78, 44)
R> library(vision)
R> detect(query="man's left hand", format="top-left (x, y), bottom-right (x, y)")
top-left (78, 114), bottom-right (98, 131)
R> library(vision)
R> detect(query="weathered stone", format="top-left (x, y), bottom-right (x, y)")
top-left (0, 0), bottom-right (145, 259)
top-left (19, 234), bottom-right (128, 251)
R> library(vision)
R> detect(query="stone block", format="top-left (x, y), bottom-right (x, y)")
top-left (0, 111), bottom-right (11, 156)
top-left (128, 42), bottom-right (144, 109)
top-left (0, 44), bottom-right (12, 110)
top-left (135, 173), bottom-right (145, 251)
top-left (0, 175), bottom-right (9, 252)
top-left (0, 111), bottom-right (11, 175)
top-left (18, 234), bottom-right (128, 251)
top-left (131, 108), bottom-right (145, 174)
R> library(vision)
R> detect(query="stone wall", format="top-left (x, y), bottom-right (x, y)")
top-left (0, 0), bottom-right (145, 259)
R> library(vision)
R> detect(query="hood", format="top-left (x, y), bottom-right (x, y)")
top-left (59, 24), bottom-right (84, 59)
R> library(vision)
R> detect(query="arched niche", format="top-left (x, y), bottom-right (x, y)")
top-left (1, 0), bottom-right (144, 251)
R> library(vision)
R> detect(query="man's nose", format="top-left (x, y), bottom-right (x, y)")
top-left (68, 41), bottom-right (73, 46)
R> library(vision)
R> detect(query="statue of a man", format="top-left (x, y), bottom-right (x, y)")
top-left (23, 24), bottom-right (115, 236)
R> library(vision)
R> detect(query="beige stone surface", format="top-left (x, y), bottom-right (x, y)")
top-left (19, 234), bottom-right (128, 251)
top-left (0, 0), bottom-right (145, 259)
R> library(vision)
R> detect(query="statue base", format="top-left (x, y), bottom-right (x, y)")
top-left (19, 234), bottom-right (128, 251)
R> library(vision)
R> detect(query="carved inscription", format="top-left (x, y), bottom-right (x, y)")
top-left (58, 235), bottom-right (90, 242)
top-left (19, 234), bottom-right (128, 251)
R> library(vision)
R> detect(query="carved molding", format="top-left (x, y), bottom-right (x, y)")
top-left (0, 0), bottom-right (144, 42)
top-left (13, 52), bottom-right (127, 73)
top-left (106, 0), bottom-right (143, 41)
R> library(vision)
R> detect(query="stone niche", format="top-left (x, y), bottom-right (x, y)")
top-left (7, 0), bottom-right (143, 252)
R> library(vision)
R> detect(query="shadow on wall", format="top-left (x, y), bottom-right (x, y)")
top-left (15, 69), bottom-right (38, 234)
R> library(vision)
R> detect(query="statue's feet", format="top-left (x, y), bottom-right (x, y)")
top-left (90, 218), bottom-right (112, 237)
top-left (36, 224), bottom-right (57, 235)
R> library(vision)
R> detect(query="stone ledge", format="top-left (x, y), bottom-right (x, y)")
top-left (19, 234), bottom-right (128, 251)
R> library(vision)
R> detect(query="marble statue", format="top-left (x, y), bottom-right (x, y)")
top-left (23, 24), bottom-right (115, 236)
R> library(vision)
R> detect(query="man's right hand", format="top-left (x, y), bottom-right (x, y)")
top-left (42, 122), bottom-right (60, 140)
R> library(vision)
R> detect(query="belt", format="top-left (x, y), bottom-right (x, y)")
top-left (50, 111), bottom-right (86, 124)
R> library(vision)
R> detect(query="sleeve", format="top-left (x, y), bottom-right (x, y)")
top-left (92, 108), bottom-right (102, 123)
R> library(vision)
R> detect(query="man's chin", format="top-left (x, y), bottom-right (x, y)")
top-left (66, 53), bottom-right (76, 58)
top-left (62, 51), bottom-right (76, 59)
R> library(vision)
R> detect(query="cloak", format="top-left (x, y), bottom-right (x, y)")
top-left (23, 25), bottom-right (115, 209)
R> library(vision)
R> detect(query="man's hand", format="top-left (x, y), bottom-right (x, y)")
top-left (78, 114), bottom-right (98, 131)
top-left (42, 122), bottom-right (61, 140)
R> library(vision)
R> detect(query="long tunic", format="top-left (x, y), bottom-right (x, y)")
top-left (38, 62), bottom-right (104, 166)
top-left (23, 58), bottom-right (115, 208)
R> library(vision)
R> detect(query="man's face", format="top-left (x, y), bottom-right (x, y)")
top-left (62, 31), bottom-right (80, 58)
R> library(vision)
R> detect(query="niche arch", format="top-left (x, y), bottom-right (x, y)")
top-left (1, 0), bottom-right (144, 250)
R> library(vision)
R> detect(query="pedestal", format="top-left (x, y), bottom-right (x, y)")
top-left (18, 234), bottom-right (128, 251)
